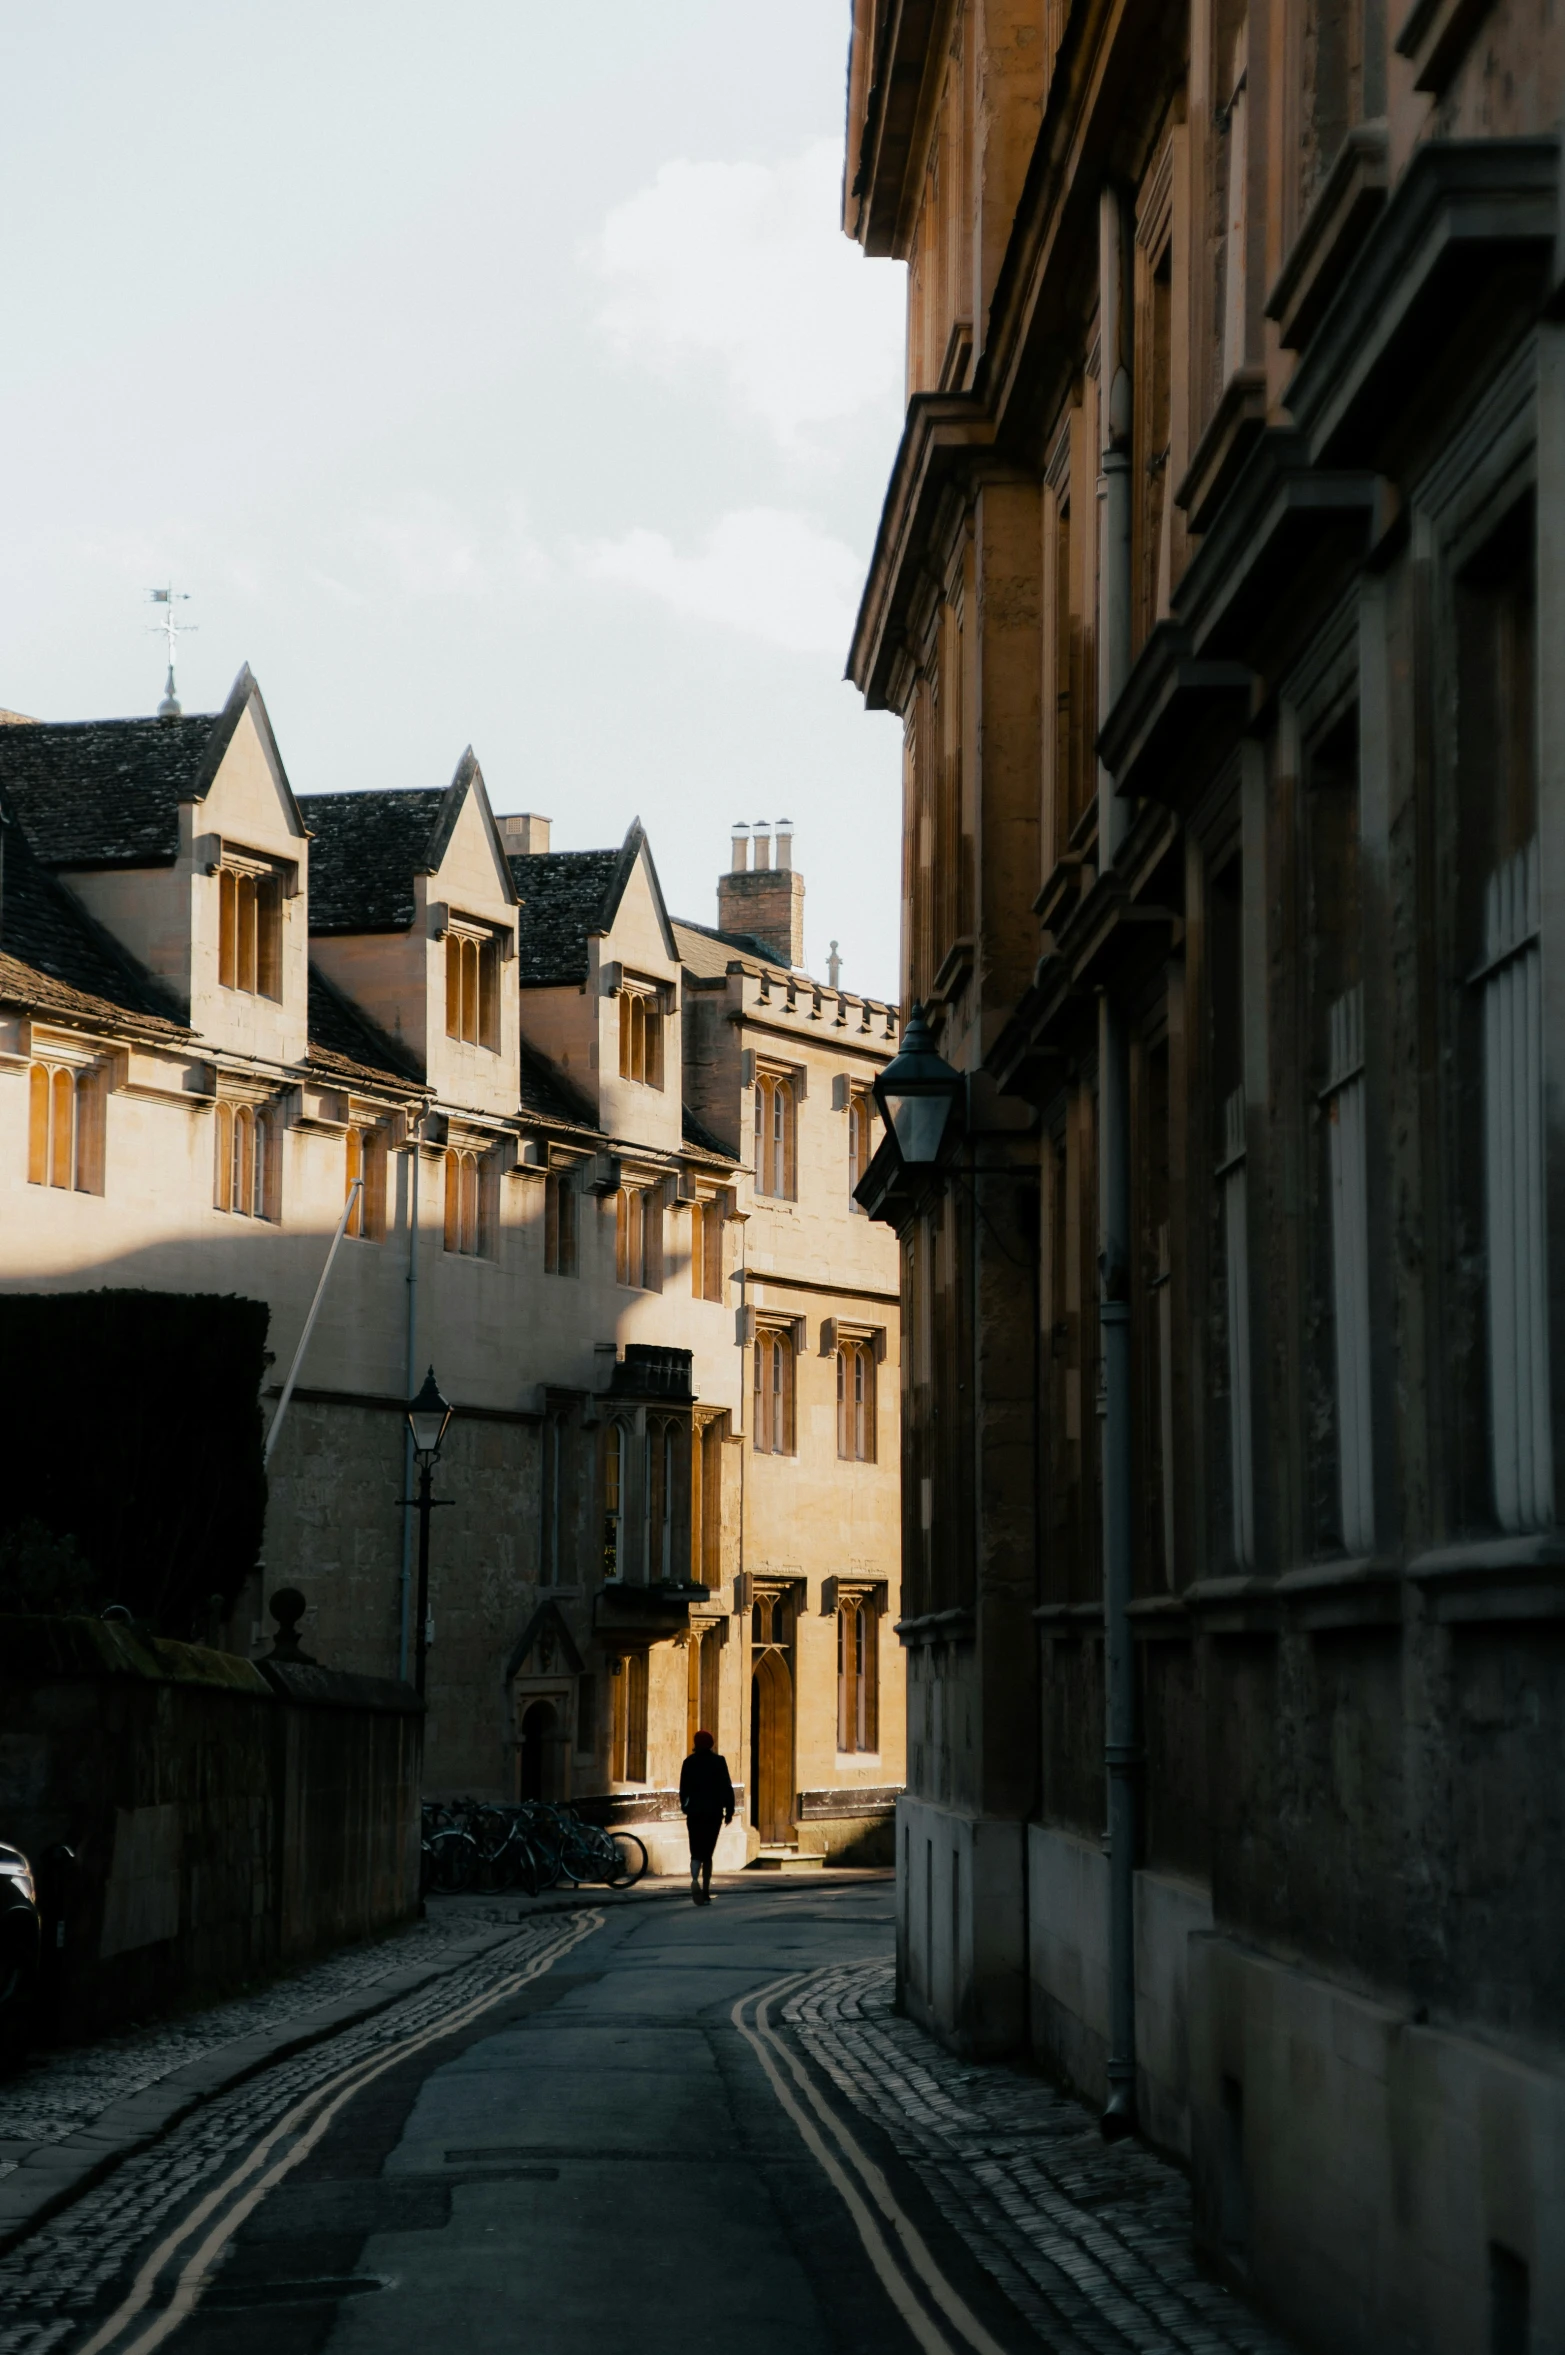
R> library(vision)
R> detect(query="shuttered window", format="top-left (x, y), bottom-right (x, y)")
top-left (836, 1337), bottom-right (876, 1461)
top-left (837, 1597), bottom-right (880, 1753)
top-left (753, 1328), bottom-right (795, 1455)
top-left (618, 988), bottom-right (664, 1087)
top-left (754, 1073), bottom-right (796, 1198)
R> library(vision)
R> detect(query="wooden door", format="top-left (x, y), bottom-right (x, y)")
top-left (750, 1648), bottom-right (795, 1845)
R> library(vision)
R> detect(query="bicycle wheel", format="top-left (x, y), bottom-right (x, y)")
top-left (427, 1828), bottom-right (479, 1894)
top-left (607, 1831), bottom-right (648, 1888)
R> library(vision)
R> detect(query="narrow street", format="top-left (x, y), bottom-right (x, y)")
top-left (1, 1881), bottom-right (1298, 2355)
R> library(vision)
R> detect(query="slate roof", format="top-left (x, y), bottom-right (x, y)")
top-left (670, 915), bottom-right (790, 979)
top-left (0, 669), bottom-right (301, 872)
top-left (509, 849), bottom-right (624, 985)
top-left (306, 965), bottom-right (422, 1090)
top-left (299, 788), bottom-right (449, 934)
top-left (0, 807), bottom-right (186, 1035)
top-left (0, 715), bottom-right (216, 869)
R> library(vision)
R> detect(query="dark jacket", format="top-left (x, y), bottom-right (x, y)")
top-left (679, 1748), bottom-right (735, 1821)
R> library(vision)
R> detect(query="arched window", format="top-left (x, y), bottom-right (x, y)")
top-left (753, 1327), bottom-right (795, 1455)
top-left (618, 987), bottom-right (663, 1086)
top-left (542, 1410), bottom-right (574, 1585)
top-left (615, 1185), bottom-right (662, 1290)
top-left (443, 1148), bottom-right (485, 1255)
top-left (344, 1126), bottom-right (385, 1240)
top-left (27, 1061), bottom-right (101, 1193)
top-left (444, 929), bottom-right (499, 1049)
top-left (612, 1649), bottom-right (649, 1782)
top-left (602, 1421), bottom-right (625, 1577)
top-left (753, 1072), bottom-right (796, 1198)
top-left (213, 1099), bottom-right (272, 1218)
top-left (218, 867), bottom-right (282, 999)
top-left (847, 1093), bottom-right (874, 1209)
top-left (837, 1595), bottom-right (880, 1753)
top-left (644, 1416), bottom-right (678, 1582)
top-left (836, 1337), bottom-right (876, 1461)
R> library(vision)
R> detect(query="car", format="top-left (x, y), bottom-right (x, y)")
top-left (0, 1841), bottom-right (41, 2065)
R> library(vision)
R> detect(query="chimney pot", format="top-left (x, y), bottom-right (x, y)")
top-left (776, 818), bottom-right (794, 872)
top-left (730, 822), bottom-right (750, 873)
top-left (754, 821), bottom-right (772, 872)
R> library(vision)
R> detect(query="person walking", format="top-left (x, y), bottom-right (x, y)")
top-left (679, 1729), bottom-right (734, 1904)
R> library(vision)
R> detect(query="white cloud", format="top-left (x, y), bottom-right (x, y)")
top-left (579, 507), bottom-right (862, 656)
top-left (590, 141), bottom-right (904, 449)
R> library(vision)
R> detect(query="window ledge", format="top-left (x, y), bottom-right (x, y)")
top-left (1265, 121), bottom-right (1389, 352)
top-left (1408, 1535), bottom-right (1565, 1623)
top-left (1275, 1555), bottom-right (1402, 1629)
top-left (894, 1606), bottom-right (975, 1645)
top-left (1032, 1601), bottom-right (1105, 1630)
top-left (1183, 1574), bottom-right (1281, 1633)
top-left (1174, 367), bottom-right (1268, 534)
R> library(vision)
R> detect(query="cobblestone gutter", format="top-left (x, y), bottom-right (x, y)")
top-left (784, 1961), bottom-right (1300, 2355)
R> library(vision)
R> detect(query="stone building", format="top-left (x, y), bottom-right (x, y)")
top-left (0, 668), bottom-right (904, 1874)
top-left (844, 0), bottom-right (1565, 2346)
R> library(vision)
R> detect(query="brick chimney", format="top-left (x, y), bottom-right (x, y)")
top-left (717, 818), bottom-right (804, 967)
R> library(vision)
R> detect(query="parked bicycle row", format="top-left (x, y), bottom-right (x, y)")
top-left (421, 1797), bottom-right (648, 1895)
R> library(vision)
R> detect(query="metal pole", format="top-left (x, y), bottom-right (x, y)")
top-left (413, 1456), bottom-right (433, 1701)
top-left (1097, 179), bottom-right (1139, 2140)
top-left (264, 1179), bottom-right (363, 1468)
top-left (398, 1124), bottom-right (424, 1682)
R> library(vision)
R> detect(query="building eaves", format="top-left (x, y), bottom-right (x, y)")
top-left (670, 916), bottom-right (791, 980)
top-left (517, 1035), bottom-right (599, 1131)
top-left (0, 949), bottom-right (189, 1045)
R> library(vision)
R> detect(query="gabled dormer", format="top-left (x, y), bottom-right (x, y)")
top-left (509, 819), bottom-right (684, 1156)
top-left (0, 667), bottom-right (311, 1066)
top-left (302, 749), bottom-right (520, 1118)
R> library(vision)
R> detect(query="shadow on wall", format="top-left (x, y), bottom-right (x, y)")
top-left (0, 1612), bottom-right (422, 2045)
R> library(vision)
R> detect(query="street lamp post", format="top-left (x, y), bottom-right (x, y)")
top-left (872, 1002), bottom-right (964, 1171)
top-left (404, 1367), bottom-right (453, 1702)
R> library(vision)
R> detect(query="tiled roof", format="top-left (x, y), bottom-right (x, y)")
top-left (682, 1105), bottom-right (735, 1161)
top-left (306, 965), bottom-right (422, 1089)
top-left (299, 788), bottom-right (449, 934)
top-left (0, 948), bottom-right (187, 1042)
top-left (671, 915), bottom-right (789, 979)
top-left (0, 715), bottom-right (216, 869)
top-left (509, 849), bottom-right (623, 984)
top-left (0, 808), bottom-right (185, 1031)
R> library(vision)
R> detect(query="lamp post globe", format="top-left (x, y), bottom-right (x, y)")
top-left (405, 1367), bottom-right (451, 1702)
top-left (406, 1367), bottom-right (452, 1464)
top-left (872, 1003), bottom-right (963, 1168)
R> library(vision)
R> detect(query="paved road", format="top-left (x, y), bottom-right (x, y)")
top-left (1, 1879), bottom-right (1298, 2355)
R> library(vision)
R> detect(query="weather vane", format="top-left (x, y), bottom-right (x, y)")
top-left (147, 584), bottom-right (196, 718)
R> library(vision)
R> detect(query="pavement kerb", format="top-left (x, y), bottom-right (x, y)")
top-left (0, 1867), bottom-right (889, 2257)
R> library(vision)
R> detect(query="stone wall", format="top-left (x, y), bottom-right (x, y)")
top-left (0, 1616), bottom-right (421, 2040)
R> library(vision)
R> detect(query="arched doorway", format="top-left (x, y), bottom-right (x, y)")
top-left (519, 1699), bottom-right (560, 1801)
top-left (750, 1648), bottom-right (795, 1846)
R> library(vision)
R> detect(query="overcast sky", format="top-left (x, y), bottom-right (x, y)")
top-left (0, 5), bottom-right (907, 999)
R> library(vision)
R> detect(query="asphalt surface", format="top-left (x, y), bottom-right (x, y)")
top-left (60, 1877), bottom-right (1031, 2355)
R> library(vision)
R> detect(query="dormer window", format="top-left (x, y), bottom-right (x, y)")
top-left (618, 986), bottom-right (664, 1088)
top-left (218, 863), bottom-right (282, 999)
top-left (445, 923), bottom-right (500, 1050)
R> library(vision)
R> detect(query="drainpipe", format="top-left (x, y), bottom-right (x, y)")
top-left (398, 1113), bottom-right (424, 1683)
top-left (1097, 180), bottom-right (1138, 2141)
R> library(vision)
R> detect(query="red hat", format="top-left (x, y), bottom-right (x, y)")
top-left (693, 1729), bottom-right (715, 1750)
